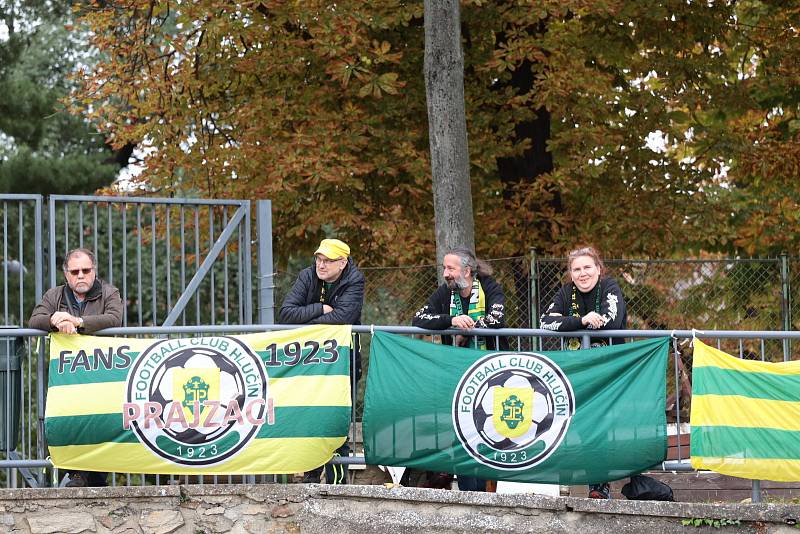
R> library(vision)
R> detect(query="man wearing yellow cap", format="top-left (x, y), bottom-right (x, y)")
top-left (279, 238), bottom-right (364, 484)
top-left (280, 239), bottom-right (364, 325)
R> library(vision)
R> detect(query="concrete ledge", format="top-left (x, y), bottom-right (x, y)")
top-left (0, 483), bottom-right (797, 533)
top-left (311, 484), bottom-right (569, 510)
top-left (307, 484), bottom-right (800, 524)
top-left (0, 484), bottom-right (182, 501)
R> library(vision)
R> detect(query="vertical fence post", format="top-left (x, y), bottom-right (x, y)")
top-left (34, 197), bottom-right (46, 486)
top-left (672, 338), bottom-right (683, 461)
top-left (529, 249), bottom-right (539, 349)
top-left (243, 201), bottom-right (253, 325)
top-left (256, 200), bottom-right (275, 325)
top-left (781, 253), bottom-right (791, 361)
top-left (47, 197), bottom-right (56, 290)
top-left (752, 479), bottom-right (762, 503)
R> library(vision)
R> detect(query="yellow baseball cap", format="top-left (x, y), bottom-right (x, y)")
top-left (314, 238), bottom-right (350, 259)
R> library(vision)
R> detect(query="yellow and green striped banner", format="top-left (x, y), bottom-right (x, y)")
top-left (45, 325), bottom-right (352, 474)
top-left (690, 339), bottom-right (800, 481)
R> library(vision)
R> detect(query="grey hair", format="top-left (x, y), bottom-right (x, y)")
top-left (446, 247), bottom-right (493, 277)
top-left (62, 248), bottom-right (98, 271)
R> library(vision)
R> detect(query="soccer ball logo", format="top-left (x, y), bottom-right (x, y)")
top-left (453, 352), bottom-right (575, 470)
top-left (473, 369), bottom-right (554, 451)
top-left (148, 347), bottom-right (246, 446)
top-left (125, 336), bottom-right (268, 466)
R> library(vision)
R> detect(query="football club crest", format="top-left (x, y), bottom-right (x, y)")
top-left (453, 352), bottom-right (576, 470)
top-left (176, 369), bottom-right (217, 418)
top-left (123, 336), bottom-right (271, 466)
top-left (494, 387), bottom-right (532, 439)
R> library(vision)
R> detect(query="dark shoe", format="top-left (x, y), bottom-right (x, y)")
top-left (588, 483), bottom-right (611, 499)
top-left (420, 472), bottom-right (454, 489)
top-left (302, 469), bottom-right (322, 484)
top-left (65, 472), bottom-right (87, 488)
top-left (87, 471), bottom-right (109, 487)
top-left (456, 475), bottom-right (487, 492)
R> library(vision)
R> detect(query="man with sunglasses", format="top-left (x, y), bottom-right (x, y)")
top-left (30, 248), bottom-right (123, 335)
top-left (29, 247), bottom-right (123, 487)
top-left (279, 238), bottom-right (364, 484)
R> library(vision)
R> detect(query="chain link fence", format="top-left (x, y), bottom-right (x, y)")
top-left (273, 257), bottom-right (532, 329)
top-left (535, 256), bottom-right (793, 361)
top-left (275, 254), bottom-right (797, 361)
top-left (535, 257), bottom-right (788, 330)
top-left (274, 254), bottom-right (797, 417)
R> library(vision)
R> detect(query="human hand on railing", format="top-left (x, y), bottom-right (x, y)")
top-left (55, 319), bottom-right (78, 334)
top-left (581, 312), bottom-right (605, 329)
top-left (451, 314), bottom-right (475, 330)
top-left (50, 311), bottom-right (74, 327)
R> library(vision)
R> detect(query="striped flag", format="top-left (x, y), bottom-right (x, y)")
top-left (45, 325), bottom-right (351, 474)
top-left (691, 339), bottom-right (800, 481)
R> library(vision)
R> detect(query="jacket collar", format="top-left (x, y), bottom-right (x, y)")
top-left (64, 279), bottom-right (103, 304)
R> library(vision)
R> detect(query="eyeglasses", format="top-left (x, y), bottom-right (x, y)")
top-left (66, 268), bottom-right (93, 276)
top-left (315, 257), bottom-right (342, 266)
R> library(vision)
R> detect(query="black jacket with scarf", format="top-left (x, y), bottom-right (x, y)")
top-left (539, 277), bottom-right (627, 345)
top-left (412, 274), bottom-right (508, 350)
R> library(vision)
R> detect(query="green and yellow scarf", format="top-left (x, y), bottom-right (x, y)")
top-left (449, 278), bottom-right (487, 349)
top-left (568, 282), bottom-right (603, 351)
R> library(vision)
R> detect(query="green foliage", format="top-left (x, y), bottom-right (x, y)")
top-left (681, 517), bottom-right (741, 528)
top-left (0, 148), bottom-right (117, 195)
top-left (0, 0), bottom-right (119, 195)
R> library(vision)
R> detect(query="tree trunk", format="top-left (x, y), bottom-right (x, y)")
top-left (424, 0), bottom-right (475, 266)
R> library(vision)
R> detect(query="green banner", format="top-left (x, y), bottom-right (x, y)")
top-left (363, 333), bottom-right (668, 485)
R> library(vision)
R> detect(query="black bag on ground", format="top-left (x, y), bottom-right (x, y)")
top-left (621, 475), bottom-right (674, 501)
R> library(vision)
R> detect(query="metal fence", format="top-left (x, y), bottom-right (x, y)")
top-left (273, 256), bottom-right (532, 330)
top-left (47, 195), bottom-right (255, 327)
top-left (272, 254), bottom-right (799, 444)
top-left (0, 194), bottom-right (271, 488)
top-left (536, 256), bottom-right (794, 360)
top-left (0, 194), bottom-right (260, 329)
top-left (0, 324), bottom-right (795, 503)
top-left (274, 254), bottom-right (797, 359)
top-left (2, 192), bottom-right (799, 496)
top-left (276, 254), bottom-right (794, 341)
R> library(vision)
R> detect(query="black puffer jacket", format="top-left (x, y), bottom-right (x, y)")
top-left (279, 257), bottom-right (365, 325)
top-left (280, 258), bottom-right (365, 381)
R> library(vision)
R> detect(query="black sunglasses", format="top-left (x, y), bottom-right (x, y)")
top-left (67, 268), bottom-right (93, 276)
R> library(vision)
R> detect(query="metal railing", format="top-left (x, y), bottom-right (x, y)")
top-left (47, 195), bottom-right (256, 327)
top-left (0, 194), bottom-right (279, 331)
top-left (1, 325), bottom-right (797, 501)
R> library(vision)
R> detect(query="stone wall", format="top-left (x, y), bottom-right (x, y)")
top-left (0, 484), bottom-right (799, 534)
